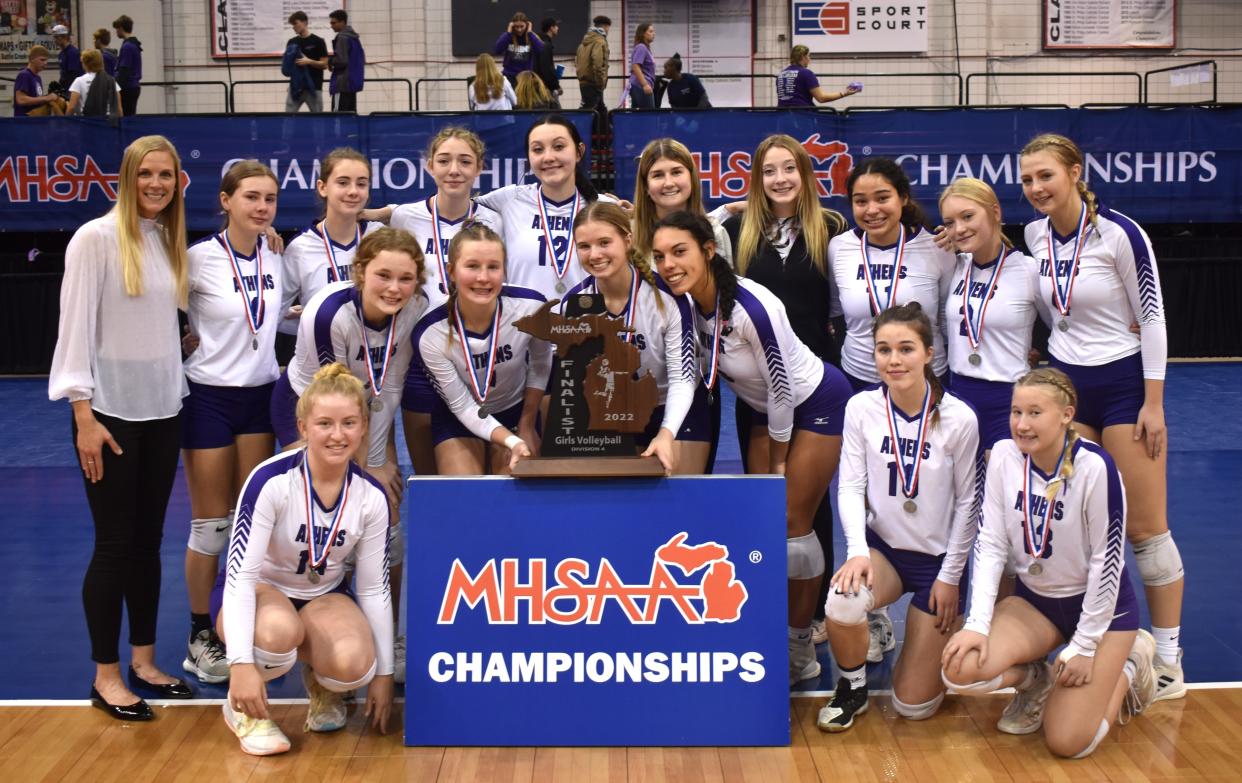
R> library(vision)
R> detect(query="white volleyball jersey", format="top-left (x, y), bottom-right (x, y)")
top-left (222, 450), bottom-right (393, 674)
top-left (946, 249), bottom-right (1046, 383)
top-left (279, 221), bottom-right (383, 334)
top-left (838, 388), bottom-right (981, 584)
top-left (474, 183), bottom-right (615, 297)
top-left (829, 227), bottom-right (956, 381)
top-left (411, 287), bottom-right (554, 441)
top-left (184, 233), bottom-right (282, 387)
top-left (966, 437), bottom-right (1128, 658)
top-left (562, 272), bottom-right (697, 434)
top-left (1024, 206), bottom-right (1167, 379)
top-left (694, 278), bottom-right (825, 444)
top-left (389, 198), bottom-right (503, 307)
top-left (288, 281), bottom-right (427, 466)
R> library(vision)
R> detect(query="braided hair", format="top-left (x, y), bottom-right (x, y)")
top-left (571, 201), bottom-right (664, 312)
top-left (1014, 367), bottom-right (1081, 496)
top-left (1020, 133), bottom-right (1098, 228)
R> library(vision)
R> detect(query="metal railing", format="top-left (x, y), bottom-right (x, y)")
top-left (1143, 60), bottom-right (1217, 103)
top-left (230, 77), bottom-right (413, 113)
top-left (141, 80), bottom-right (231, 113)
top-left (843, 103), bottom-right (1070, 113)
top-left (965, 71), bottom-right (1142, 105)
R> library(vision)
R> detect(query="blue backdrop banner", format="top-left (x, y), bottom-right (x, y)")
top-left (0, 112), bottom-right (594, 231)
top-left (612, 107), bottom-right (1242, 224)
top-left (404, 476), bottom-right (790, 747)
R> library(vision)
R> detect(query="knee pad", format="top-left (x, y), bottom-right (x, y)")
top-left (1133, 531), bottom-right (1184, 587)
top-left (1071, 718), bottom-right (1110, 759)
top-left (825, 584), bottom-right (874, 626)
top-left (787, 532), bottom-right (824, 580)
top-left (315, 658), bottom-right (377, 693)
top-left (188, 516), bottom-right (231, 556)
top-left (892, 691), bottom-right (944, 720)
top-left (941, 670), bottom-right (1001, 695)
top-left (253, 646), bottom-right (297, 682)
top-left (388, 518), bottom-right (404, 568)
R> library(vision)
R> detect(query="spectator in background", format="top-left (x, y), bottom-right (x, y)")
top-left (534, 17), bottom-right (561, 109)
top-left (576, 15), bottom-right (610, 129)
top-left (283, 11), bottom-right (329, 113)
top-left (328, 9), bottom-right (364, 112)
top-left (94, 28), bottom-right (118, 77)
top-left (661, 55), bottom-right (709, 108)
top-left (52, 24), bottom-right (84, 85)
top-left (66, 49), bottom-right (122, 118)
top-left (14, 45), bottom-right (64, 116)
top-left (493, 12), bottom-right (543, 87)
top-left (112, 15), bottom-right (143, 116)
top-left (776, 45), bottom-right (860, 108)
top-left (515, 71), bottom-right (555, 110)
top-left (629, 23), bottom-right (656, 109)
top-left (469, 53), bottom-right (516, 111)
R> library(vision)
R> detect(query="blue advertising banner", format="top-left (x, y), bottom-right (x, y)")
top-left (612, 107), bottom-right (1242, 224)
top-left (0, 112), bottom-right (594, 231)
top-left (404, 476), bottom-right (790, 747)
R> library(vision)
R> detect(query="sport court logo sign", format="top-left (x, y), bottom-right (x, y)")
top-left (794, 1), bottom-right (850, 35)
top-left (791, 2), bottom-right (928, 53)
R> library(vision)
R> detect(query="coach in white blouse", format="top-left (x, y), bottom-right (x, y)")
top-left (49, 135), bottom-right (195, 720)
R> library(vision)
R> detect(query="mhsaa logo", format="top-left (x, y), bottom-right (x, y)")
top-left (438, 532), bottom-right (749, 625)
top-left (0, 154), bottom-right (191, 203)
top-left (694, 133), bottom-right (853, 200)
top-left (794, 2), bottom-right (850, 36)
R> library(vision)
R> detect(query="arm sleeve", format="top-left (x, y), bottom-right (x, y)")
top-left (1030, 258), bottom-right (1054, 329)
top-left (492, 33), bottom-right (511, 57)
top-left (525, 335), bottom-right (553, 392)
top-left (278, 243), bottom-right (302, 336)
top-left (353, 489), bottom-right (395, 675)
top-left (418, 330), bottom-right (504, 441)
top-left (333, 36), bottom-right (350, 70)
top-left (937, 411), bottom-right (983, 584)
top-left (827, 242), bottom-right (845, 318)
top-left (659, 296), bottom-right (697, 434)
top-left (222, 481), bottom-right (280, 665)
top-left (751, 311), bottom-right (798, 444)
top-left (503, 79), bottom-right (517, 108)
top-left (116, 46), bottom-right (133, 86)
top-left (937, 248), bottom-right (955, 358)
top-left (1065, 455), bottom-right (1128, 659)
top-left (838, 396), bottom-right (871, 561)
top-left (366, 339), bottom-right (410, 468)
top-left (962, 455), bottom-right (1012, 636)
top-left (472, 184), bottom-right (514, 213)
top-left (1111, 222), bottom-right (1167, 381)
top-left (48, 225), bottom-right (103, 403)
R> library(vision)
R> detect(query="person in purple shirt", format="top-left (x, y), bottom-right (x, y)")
top-left (14, 46), bottom-right (62, 116)
top-left (94, 28), bottom-right (119, 77)
top-left (112, 14), bottom-right (143, 116)
top-left (492, 12), bottom-right (543, 86)
top-left (629, 23), bottom-right (656, 109)
top-left (776, 45), bottom-right (859, 108)
top-left (53, 24), bottom-right (84, 85)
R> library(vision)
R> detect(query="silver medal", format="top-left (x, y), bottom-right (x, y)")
top-left (1028, 562), bottom-right (1043, 576)
top-left (251, 336), bottom-right (259, 351)
top-left (903, 499), bottom-right (917, 514)
top-left (968, 352), bottom-right (981, 366)
top-left (555, 280), bottom-right (567, 294)
top-left (1057, 319), bottom-right (1070, 332)
top-left (477, 406), bottom-right (490, 419)
top-left (370, 397), bottom-right (383, 412)
top-left (307, 568), bottom-right (320, 584)
top-left (706, 392), bottom-right (715, 406)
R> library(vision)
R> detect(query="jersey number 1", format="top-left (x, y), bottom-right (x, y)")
top-left (886, 461), bottom-right (919, 499)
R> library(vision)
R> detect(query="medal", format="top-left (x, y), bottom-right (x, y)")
top-left (883, 382), bottom-right (933, 512)
top-left (962, 244), bottom-right (1007, 361)
top-left (431, 196), bottom-right (474, 294)
top-left (301, 449), bottom-right (351, 584)
top-left (317, 220), bottom-right (360, 284)
top-left (706, 392), bottom-right (715, 406)
top-left (1046, 205), bottom-right (1090, 324)
top-left (453, 299), bottom-right (502, 416)
top-left (693, 293), bottom-right (723, 404)
top-left (968, 352), bottom-right (981, 366)
top-left (1022, 434), bottom-right (1069, 571)
top-left (536, 187), bottom-right (580, 294)
top-left (355, 295), bottom-right (398, 413)
top-left (859, 224), bottom-right (907, 316)
top-left (221, 231), bottom-right (266, 346)
top-left (478, 407), bottom-right (490, 419)
top-left (592, 268), bottom-right (641, 344)
top-left (1027, 563), bottom-right (1043, 577)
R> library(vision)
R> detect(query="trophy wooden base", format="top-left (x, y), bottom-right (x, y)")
top-left (511, 456), bottom-right (666, 478)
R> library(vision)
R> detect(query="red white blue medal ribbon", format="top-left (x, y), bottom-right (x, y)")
top-left (221, 232), bottom-right (265, 336)
top-left (354, 300), bottom-right (397, 404)
top-left (883, 383), bottom-right (932, 501)
top-left (1022, 434), bottom-right (1068, 560)
top-left (592, 268), bottom-right (641, 343)
top-left (963, 245), bottom-right (1008, 353)
top-left (431, 196), bottom-right (475, 294)
top-left (317, 221), bottom-right (359, 284)
top-left (860, 224), bottom-right (906, 316)
top-left (536, 188), bottom-right (580, 286)
top-left (1046, 205), bottom-right (1090, 318)
top-left (453, 299), bottom-right (502, 408)
top-left (302, 450), bottom-right (351, 575)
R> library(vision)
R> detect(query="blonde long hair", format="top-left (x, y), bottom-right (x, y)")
top-left (473, 54), bottom-right (505, 104)
top-left (1014, 367), bottom-right (1080, 497)
top-left (112, 135), bottom-right (188, 305)
top-left (631, 138), bottom-right (705, 259)
top-left (515, 71), bottom-right (552, 109)
top-left (938, 177), bottom-right (1013, 249)
top-left (296, 362), bottom-right (369, 422)
top-left (1020, 133), bottom-right (1098, 228)
top-left (573, 201), bottom-right (664, 313)
top-left (736, 134), bottom-right (844, 277)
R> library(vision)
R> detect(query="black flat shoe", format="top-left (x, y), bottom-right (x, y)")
top-left (128, 667), bottom-right (194, 699)
top-left (90, 686), bottom-right (154, 721)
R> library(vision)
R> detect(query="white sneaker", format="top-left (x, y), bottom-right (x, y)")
top-left (789, 630), bottom-right (821, 684)
top-left (222, 701), bottom-right (291, 756)
top-left (184, 629), bottom-right (230, 684)
top-left (997, 661), bottom-right (1053, 735)
top-left (1120, 629), bottom-right (1158, 724)
top-left (866, 612), bottom-right (895, 664)
top-left (811, 619), bottom-right (828, 645)
top-left (1153, 647), bottom-right (1186, 702)
top-left (393, 634), bottom-right (406, 685)
top-left (302, 666), bottom-right (346, 733)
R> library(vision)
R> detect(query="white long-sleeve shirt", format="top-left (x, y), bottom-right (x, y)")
top-left (946, 249), bottom-right (1046, 383)
top-left (49, 213), bottom-right (188, 420)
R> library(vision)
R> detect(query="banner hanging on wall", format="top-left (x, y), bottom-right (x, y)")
top-left (790, 1), bottom-right (928, 54)
top-left (0, 0), bottom-right (76, 66)
top-left (1044, 0), bottom-right (1175, 50)
top-left (211, 0), bottom-right (343, 58)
